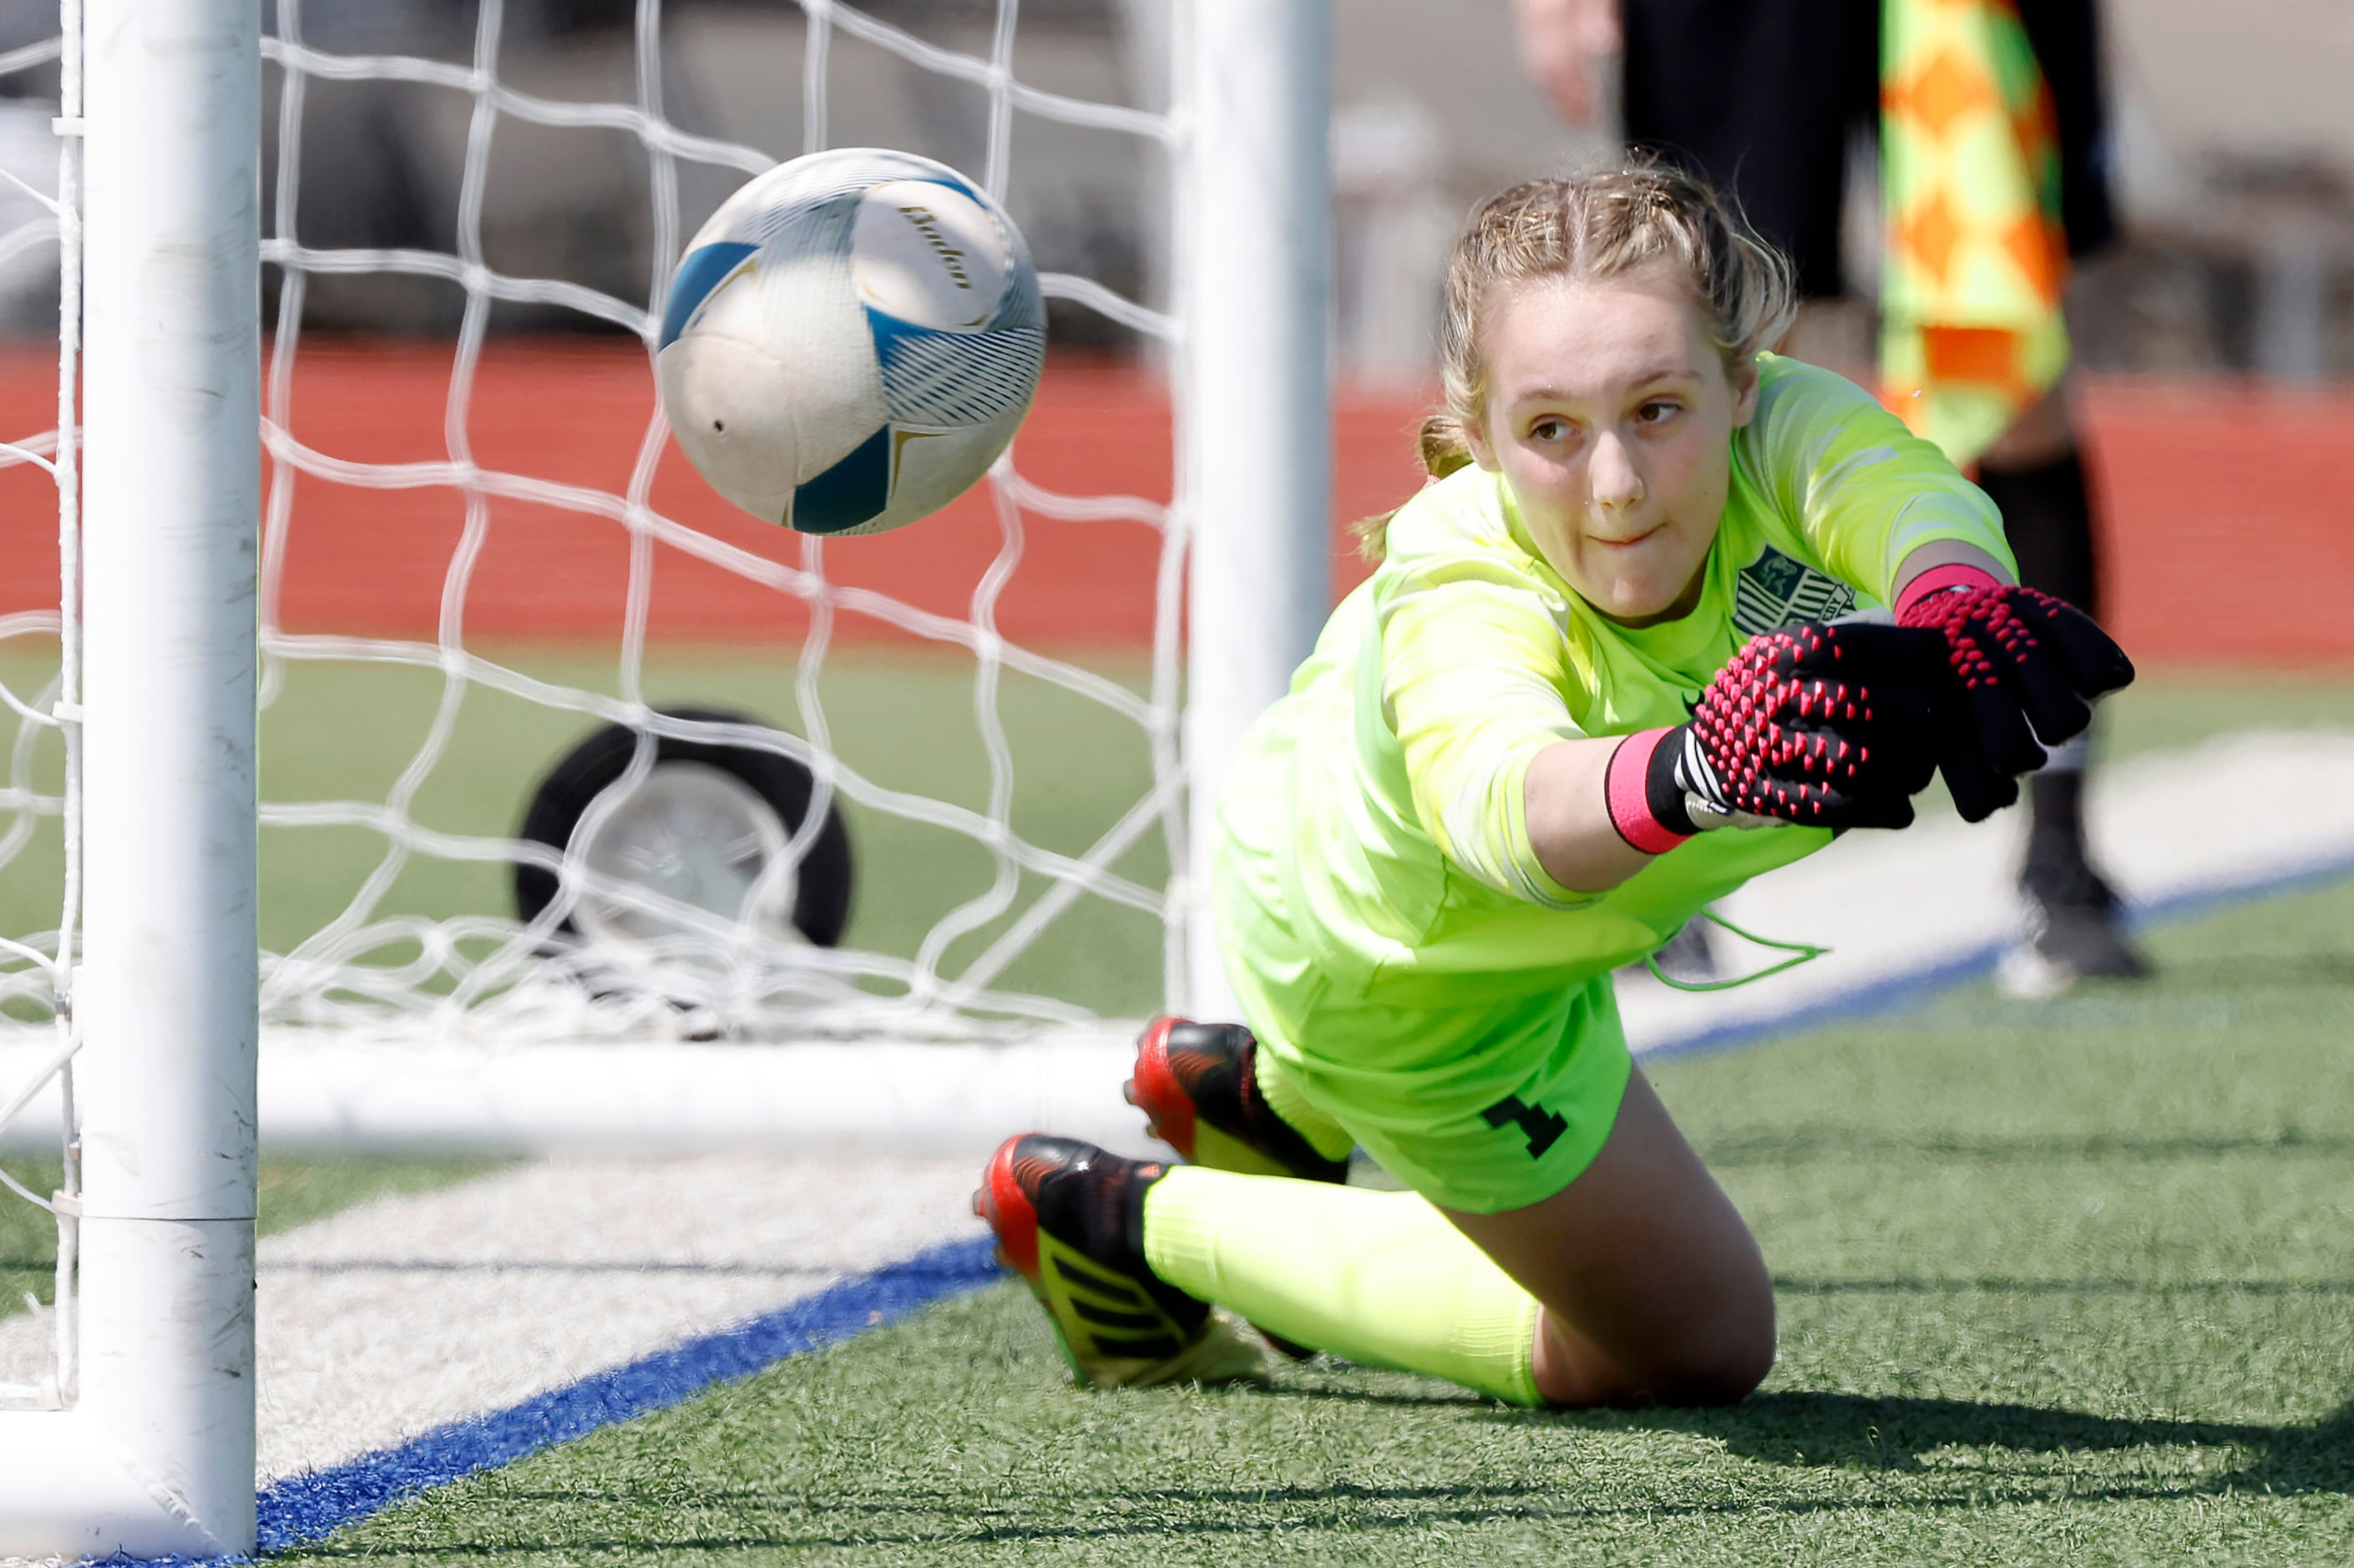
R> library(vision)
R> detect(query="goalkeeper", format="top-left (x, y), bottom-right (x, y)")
top-left (977, 166), bottom-right (2131, 1407)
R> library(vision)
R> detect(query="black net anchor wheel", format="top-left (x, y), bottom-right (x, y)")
top-left (514, 706), bottom-right (853, 956)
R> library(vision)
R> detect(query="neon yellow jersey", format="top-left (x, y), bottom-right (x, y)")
top-left (1214, 355), bottom-right (2012, 1037)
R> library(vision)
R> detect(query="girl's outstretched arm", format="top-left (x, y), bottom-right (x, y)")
top-left (1891, 537), bottom-right (2014, 598)
top-left (1522, 736), bottom-right (1655, 895)
top-left (1527, 619), bottom-right (1963, 891)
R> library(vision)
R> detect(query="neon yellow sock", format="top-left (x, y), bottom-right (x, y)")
top-left (1142, 1164), bottom-right (1543, 1405)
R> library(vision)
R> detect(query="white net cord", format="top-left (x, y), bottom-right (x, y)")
top-left (247, 0), bottom-right (1188, 1047)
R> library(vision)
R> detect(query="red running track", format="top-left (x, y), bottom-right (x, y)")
top-left (1, 340), bottom-right (2348, 665)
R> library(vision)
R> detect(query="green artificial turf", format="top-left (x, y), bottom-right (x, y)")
top-left (276, 875), bottom-right (2354, 1565)
top-left (239, 646), bottom-right (1170, 1006)
top-left (0, 644), bottom-right (1170, 1021)
top-left (251, 1156), bottom-right (513, 1237)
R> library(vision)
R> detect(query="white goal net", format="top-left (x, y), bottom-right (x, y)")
top-left (3, 2), bottom-right (1229, 1060)
top-left (248, 0), bottom-right (1192, 1049)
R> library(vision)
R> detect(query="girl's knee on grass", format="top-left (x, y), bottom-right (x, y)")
top-left (1451, 1067), bottom-right (1777, 1409)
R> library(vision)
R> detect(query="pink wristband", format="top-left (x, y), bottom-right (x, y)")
top-left (1894, 562), bottom-right (2003, 620)
top-left (1604, 728), bottom-right (1689, 856)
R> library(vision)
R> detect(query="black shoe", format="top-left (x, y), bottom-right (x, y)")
top-left (975, 1133), bottom-right (1267, 1389)
top-left (2003, 843), bottom-right (2149, 996)
top-left (1124, 1019), bottom-right (1344, 1359)
top-left (1125, 1018), bottom-right (1351, 1184)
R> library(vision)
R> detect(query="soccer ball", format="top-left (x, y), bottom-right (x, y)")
top-left (655, 148), bottom-right (1045, 536)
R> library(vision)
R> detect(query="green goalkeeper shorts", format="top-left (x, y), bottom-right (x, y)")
top-left (1246, 975), bottom-right (1636, 1216)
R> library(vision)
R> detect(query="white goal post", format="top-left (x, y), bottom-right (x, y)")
top-left (0, 0), bottom-right (261, 1556)
top-left (0, 0), bottom-right (1329, 1555)
top-left (1180, 0), bottom-right (1332, 1024)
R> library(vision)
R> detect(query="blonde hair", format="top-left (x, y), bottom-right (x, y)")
top-left (1353, 162), bottom-right (1798, 560)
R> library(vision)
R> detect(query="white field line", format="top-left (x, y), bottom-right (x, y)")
top-left (0, 1154), bottom-right (989, 1481)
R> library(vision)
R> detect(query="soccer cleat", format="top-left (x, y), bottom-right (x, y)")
top-left (1126, 1019), bottom-right (1346, 1361)
top-left (974, 1133), bottom-right (1268, 1390)
top-left (2001, 852), bottom-right (2148, 997)
top-left (2001, 771), bottom-right (2149, 997)
top-left (1125, 1018), bottom-right (1351, 1185)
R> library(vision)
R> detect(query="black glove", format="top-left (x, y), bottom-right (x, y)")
top-left (1648, 620), bottom-right (1952, 833)
top-left (1896, 577), bottom-right (2135, 822)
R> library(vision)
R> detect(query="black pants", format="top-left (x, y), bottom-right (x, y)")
top-left (1620, 0), bottom-right (2117, 300)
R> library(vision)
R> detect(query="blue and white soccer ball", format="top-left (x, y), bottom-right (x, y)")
top-left (655, 149), bottom-right (1045, 536)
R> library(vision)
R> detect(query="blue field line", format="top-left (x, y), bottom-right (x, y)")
top-left (250, 1234), bottom-right (1001, 1556)
top-left (1643, 848), bottom-right (2354, 1065)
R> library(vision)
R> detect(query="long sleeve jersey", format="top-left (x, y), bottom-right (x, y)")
top-left (1212, 354), bottom-right (2014, 1028)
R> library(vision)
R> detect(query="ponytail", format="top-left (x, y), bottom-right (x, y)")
top-left (1350, 413), bottom-right (1480, 562)
top-left (1417, 412), bottom-right (1476, 478)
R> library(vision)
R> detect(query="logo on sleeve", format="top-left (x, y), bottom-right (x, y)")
top-left (1733, 546), bottom-right (1855, 637)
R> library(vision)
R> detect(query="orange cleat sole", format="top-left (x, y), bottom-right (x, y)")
top-left (1126, 1016), bottom-right (1197, 1160)
top-left (974, 1133), bottom-right (1045, 1284)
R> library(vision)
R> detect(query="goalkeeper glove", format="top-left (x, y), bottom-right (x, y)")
top-left (1894, 565), bottom-right (2136, 822)
top-left (1605, 620), bottom-right (1952, 851)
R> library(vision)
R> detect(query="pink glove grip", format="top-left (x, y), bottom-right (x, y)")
top-left (1894, 561), bottom-right (2004, 621)
top-left (1604, 727), bottom-right (1689, 856)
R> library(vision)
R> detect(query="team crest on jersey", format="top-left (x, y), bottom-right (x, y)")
top-left (1732, 546), bottom-right (1856, 637)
